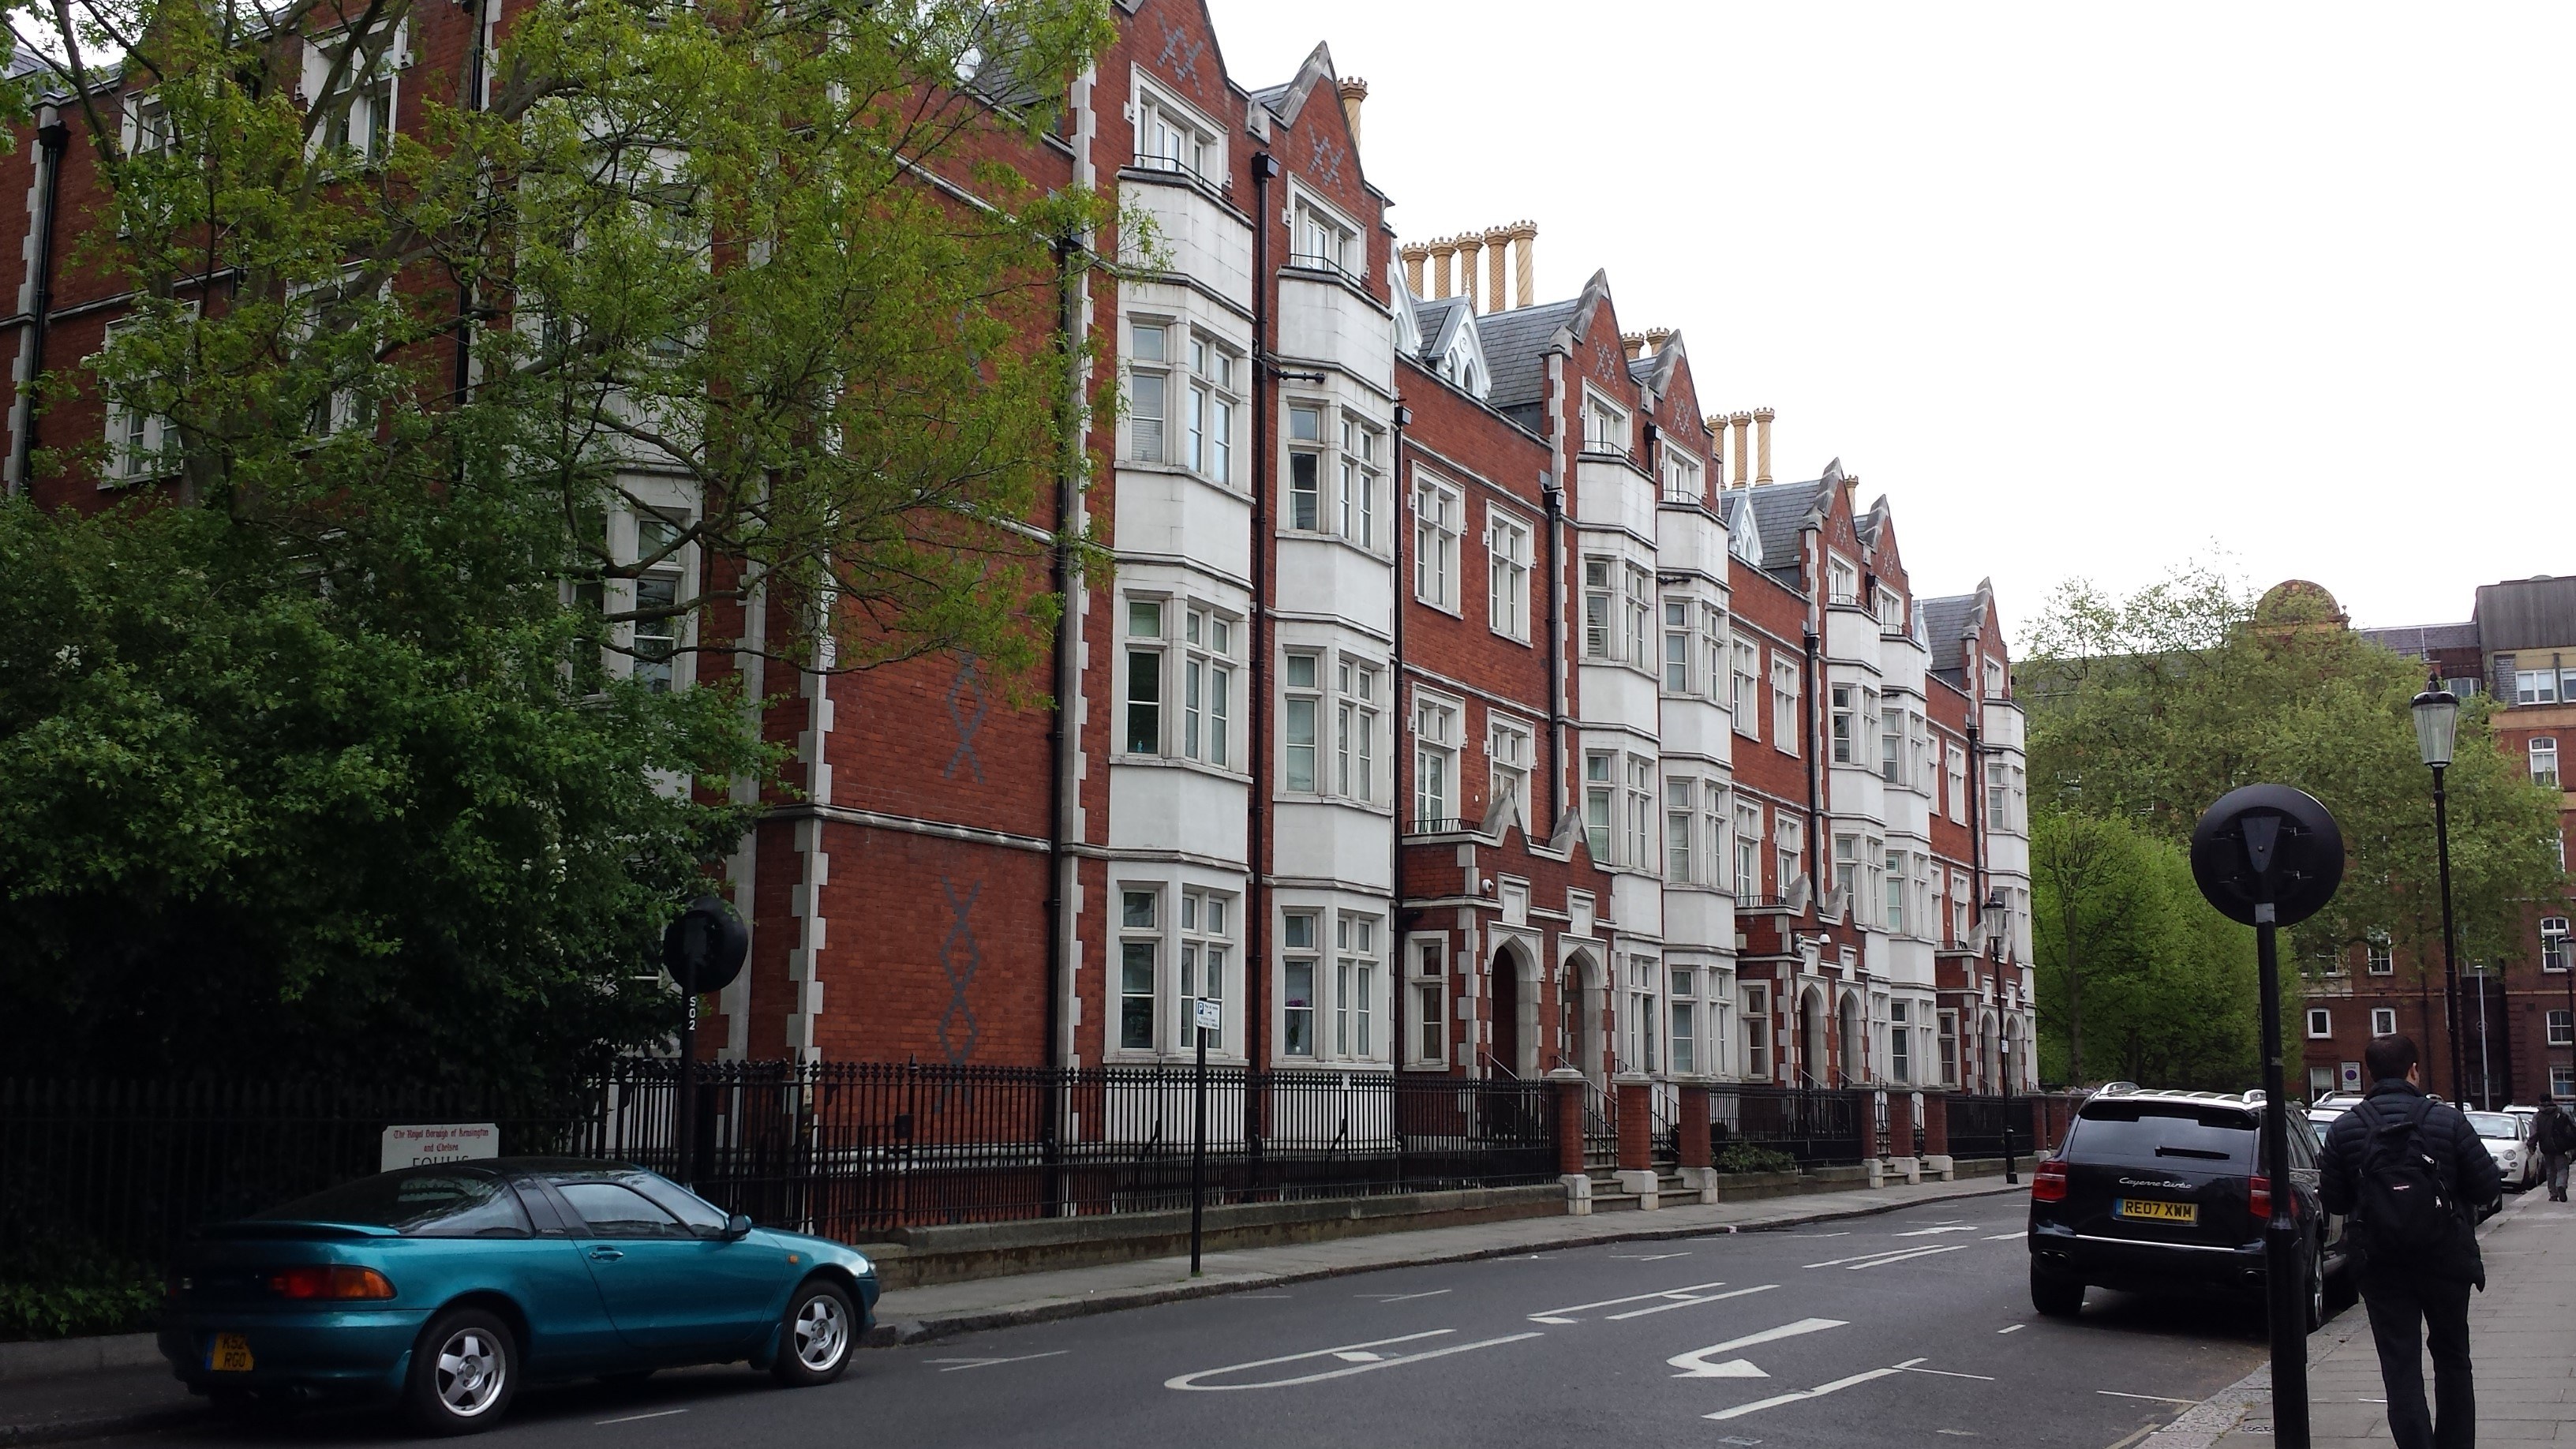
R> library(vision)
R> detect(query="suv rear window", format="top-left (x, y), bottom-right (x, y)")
top-left (2068, 1102), bottom-right (2257, 1168)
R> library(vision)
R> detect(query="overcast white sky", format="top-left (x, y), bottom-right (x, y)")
top-left (1205, 2), bottom-right (2573, 640)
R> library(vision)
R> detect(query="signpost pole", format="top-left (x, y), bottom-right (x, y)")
top-left (1189, 1005), bottom-right (1211, 1275)
top-left (678, 992), bottom-right (697, 1189)
top-left (2254, 903), bottom-right (2310, 1447)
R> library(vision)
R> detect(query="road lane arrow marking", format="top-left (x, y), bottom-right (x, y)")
top-left (928, 1350), bottom-right (1070, 1372)
top-left (1705, 1365), bottom-right (1904, 1421)
top-left (1606, 1284), bottom-right (1778, 1320)
top-left (1668, 1318), bottom-right (1848, 1378)
top-left (1803, 1244), bottom-right (1969, 1270)
top-left (1165, 1329), bottom-right (1545, 1391)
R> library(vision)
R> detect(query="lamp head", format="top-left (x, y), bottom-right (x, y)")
top-left (2410, 673), bottom-right (2460, 769)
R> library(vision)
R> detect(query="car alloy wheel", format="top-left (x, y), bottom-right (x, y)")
top-left (2306, 1242), bottom-right (2327, 1331)
top-left (772, 1279), bottom-right (858, 1387)
top-left (406, 1308), bottom-right (517, 1435)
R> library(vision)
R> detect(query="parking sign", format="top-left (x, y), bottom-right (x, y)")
top-left (1193, 997), bottom-right (1222, 1033)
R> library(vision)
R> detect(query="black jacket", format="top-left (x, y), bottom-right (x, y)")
top-left (2319, 1079), bottom-right (2503, 1285)
top-left (2538, 1104), bottom-right (2576, 1158)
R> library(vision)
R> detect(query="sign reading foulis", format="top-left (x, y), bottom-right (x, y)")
top-left (381, 1122), bottom-right (500, 1173)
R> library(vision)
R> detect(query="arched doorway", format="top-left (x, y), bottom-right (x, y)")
top-left (1489, 945), bottom-right (1523, 1079)
top-left (1837, 993), bottom-right (1865, 1087)
top-left (2002, 1017), bottom-right (2021, 1095)
top-left (1563, 951), bottom-right (1601, 1081)
top-left (1798, 988), bottom-right (1828, 1088)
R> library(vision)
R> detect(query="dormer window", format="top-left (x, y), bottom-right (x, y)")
top-left (1293, 200), bottom-right (1357, 278)
top-left (1585, 395), bottom-right (1628, 455)
top-left (1136, 86), bottom-right (1217, 182)
top-left (1662, 448), bottom-right (1702, 504)
top-left (1827, 555), bottom-right (1859, 606)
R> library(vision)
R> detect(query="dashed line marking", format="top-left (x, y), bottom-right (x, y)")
top-left (1997, 1324), bottom-right (2025, 1334)
top-left (2096, 1390), bottom-right (2202, 1405)
top-left (595, 1410), bottom-right (688, 1425)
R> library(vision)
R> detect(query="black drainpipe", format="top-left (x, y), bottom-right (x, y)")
top-left (13, 109), bottom-right (69, 492)
top-left (1541, 470), bottom-right (1565, 838)
top-left (450, 0), bottom-right (489, 410)
top-left (1802, 626), bottom-right (1823, 912)
top-left (1388, 399), bottom-right (1410, 1050)
top-left (1247, 152), bottom-right (1279, 1122)
top-left (1042, 233), bottom-right (1083, 1210)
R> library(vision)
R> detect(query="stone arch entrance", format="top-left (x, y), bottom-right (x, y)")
top-left (2002, 1017), bottom-right (2022, 1095)
top-left (1488, 941), bottom-right (1539, 1079)
top-left (1798, 987), bottom-right (1829, 1088)
top-left (1837, 992), bottom-right (1866, 1087)
top-left (1562, 949), bottom-right (1603, 1081)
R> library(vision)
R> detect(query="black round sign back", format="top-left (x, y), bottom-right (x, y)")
top-left (662, 895), bottom-right (749, 994)
top-left (2188, 784), bottom-right (2345, 927)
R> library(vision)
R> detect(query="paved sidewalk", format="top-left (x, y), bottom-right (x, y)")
top-left (0, 1173), bottom-right (2019, 1444)
top-left (2147, 1187), bottom-right (2575, 1447)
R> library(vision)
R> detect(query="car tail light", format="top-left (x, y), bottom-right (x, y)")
top-left (2032, 1159), bottom-right (2068, 1203)
top-left (2248, 1174), bottom-right (2271, 1219)
top-left (267, 1265), bottom-right (396, 1301)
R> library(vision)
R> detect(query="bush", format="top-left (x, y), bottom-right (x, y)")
top-left (1716, 1140), bottom-right (1798, 1175)
top-left (0, 1256), bottom-right (162, 1342)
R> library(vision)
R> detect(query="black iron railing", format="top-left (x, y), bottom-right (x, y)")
top-left (1706, 1084), bottom-right (1869, 1166)
top-left (2, 1064), bottom-right (1559, 1265)
top-left (1946, 1093), bottom-right (2034, 1160)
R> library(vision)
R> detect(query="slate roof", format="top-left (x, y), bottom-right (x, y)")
top-left (2470, 575), bottom-right (2576, 653)
top-left (1477, 299), bottom-right (1580, 410)
top-left (1413, 295), bottom-right (1472, 361)
top-left (1922, 593), bottom-right (1983, 676)
top-left (2357, 622), bottom-right (2481, 659)
top-left (1744, 478), bottom-right (1829, 578)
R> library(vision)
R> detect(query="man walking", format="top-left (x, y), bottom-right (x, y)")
top-left (2320, 1034), bottom-right (2503, 1449)
top-left (2537, 1099), bottom-right (2576, 1203)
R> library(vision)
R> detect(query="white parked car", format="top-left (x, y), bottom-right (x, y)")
top-left (2466, 1110), bottom-right (2537, 1190)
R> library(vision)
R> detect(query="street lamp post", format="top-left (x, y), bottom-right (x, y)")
top-left (2411, 680), bottom-right (2469, 1106)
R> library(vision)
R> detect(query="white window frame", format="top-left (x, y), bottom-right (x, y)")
top-left (2368, 935), bottom-right (2394, 975)
top-left (1625, 755), bottom-right (1653, 874)
top-left (1582, 557), bottom-right (1615, 660)
top-left (2514, 668), bottom-right (2560, 707)
top-left (2305, 1006), bottom-right (2331, 1039)
top-left (1699, 603), bottom-right (1727, 704)
top-left (1128, 316), bottom-right (1173, 464)
top-left (1282, 650), bottom-right (1322, 793)
top-left (1733, 801), bottom-right (1762, 897)
top-left (1133, 77), bottom-right (1221, 183)
top-left (1337, 412), bottom-right (1383, 549)
top-left (1668, 965), bottom-right (1698, 1076)
top-left (98, 309), bottom-right (195, 483)
top-left (1664, 777), bottom-right (1697, 886)
top-left (2531, 736), bottom-right (2559, 789)
top-left (1584, 751), bottom-right (1615, 863)
top-left (2540, 918), bottom-right (2570, 973)
top-left (1775, 815), bottom-right (1804, 898)
top-left (1662, 596), bottom-right (1693, 694)
top-left (1732, 641), bottom-right (1761, 738)
top-left (1117, 886), bottom-right (1163, 1053)
top-left (1183, 332), bottom-right (1240, 486)
top-left (1413, 691), bottom-right (1460, 829)
top-left (1945, 743), bottom-right (1968, 824)
top-left (1121, 597), bottom-right (1168, 756)
top-left (1285, 402), bottom-right (1325, 532)
top-left (1623, 564), bottom-right (1653, 674)
top-left (1413, 473), bottom-right (1461, 612)
top-left (1582, 389), bottom-right (1629, 455)
top-left (1772, 657), bottom-right (1800, 755)
top-left (2372, 1007), bottom-right (2398, 1037)
top-left (1662, 446), bottom-right (1703, 505)
top-left (1279, 911), bottom-right (1319, 1058)
top-left (1486, 507), bottom-right (1532, 641)
top-left (1290, 190), bottom-right (1362, 281)
top-left (1826, 553), bottom-right (1859, 607)
top-left (1178, 889), bottom-right (1234, 1053)
top-left (1179, 606), bottom-right (1236, 769)
top-left (1742, 984), bottom-right (1772, 1080)
top-left (2549, 1009), bottom-right (2574, 1048)
top-left (1333, 656), bottom-right (1380, 802)
top-left (1406, 934), bottom-right (1448, 1069)
top-left (1488, 713), bottom-right (1533, 826)
top-left (1333, 914), bottom-right (1380, 1060)
top-left (302, 20), bottom-right (408, 169)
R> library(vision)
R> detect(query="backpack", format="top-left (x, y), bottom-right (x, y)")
top-left (2351, 1097), bottom-right (2458, 1254)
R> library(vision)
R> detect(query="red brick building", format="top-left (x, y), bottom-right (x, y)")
top-left (3, 0), bottom-right (2038, 1098)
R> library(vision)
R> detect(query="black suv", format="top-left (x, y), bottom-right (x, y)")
top-left (2027, 1088), bottom-right (2348, 1325)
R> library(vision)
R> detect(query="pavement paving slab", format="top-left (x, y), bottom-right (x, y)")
top-left (2150, 1187), bottom-right (2576, 1449)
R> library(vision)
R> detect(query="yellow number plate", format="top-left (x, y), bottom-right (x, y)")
top-left (207, 1334), bottom-right (255, 1372)
top-left (2114, 1198), bottom-right (2198, 1223)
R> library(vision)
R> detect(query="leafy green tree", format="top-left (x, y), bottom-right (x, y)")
top-left (0, 0), bottom-right (1117, 1085)
top-left (2021, 564), bottom-right (2563, 1088)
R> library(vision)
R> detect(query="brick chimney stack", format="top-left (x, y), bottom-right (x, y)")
top-left (1337, 77), bottom-right (1368, 148)
top-left (1483, 226), bottom-right (1512, 313)
top-left (1457, 233), bottom-right (1484, 312)
top-left (1428, 237), bottom-right (1457, 298)
top-left (1753, 406), bottom-right (1775, 485)
top-left (1399, 242), bottom-right (1427, 297)
top-left (1729, 412), bottom-right (1752, 489)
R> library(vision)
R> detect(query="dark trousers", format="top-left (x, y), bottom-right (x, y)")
top-left (2361, 1267), bottom-right (2475, 1449)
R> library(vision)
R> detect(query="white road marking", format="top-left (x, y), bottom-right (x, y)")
top-left (1899, 1360), bottom-right (1997, 1381)
top-left (1805, 1244), bottom-right (1969, 1271)
top-left (1607, 1284), bottom-right (1779, 1321)
top-left (1359, 1290), bottom-right (1452, 1303)
top-left (1848, 1244), bottom-right (1971, 1271)
top-left (1705, 1365), bottom-right (1905, 1421)
top-left (594, 1410), bottom-right (688, 1425)
top-left (1983, 1232), bottom-right (2024, 1241)
top-left (1611, 1251), bottom-right (1694, 1261)
top-left (1795, 1230), bottom-right (1852, 1239)
top-left (1234, 1293), bottom-right (1292, 1299)
top-left (2096, 1390), bottom-right (2201, 1405)
top-left (1668, 1318), bottom-right (1848, 1379)
top-left (1527, 1279), bottom-right (1730, 1322)
top-left (928, 1350), bottom-right (1070, 1372)
top-left (1996, 1324), bottom-right (2025, 1335)
top-left (1894, 1225), bottom-right (1979, 1237)
top-left (1166, 1329), bottom-right (1544, 1391)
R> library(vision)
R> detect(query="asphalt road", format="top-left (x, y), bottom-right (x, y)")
top-left (108, 1196), bottom-right (2278, 1449)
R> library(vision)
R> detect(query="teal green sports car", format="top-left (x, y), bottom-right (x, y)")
top-left (156, 1158), bottom-right (878, 1435)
